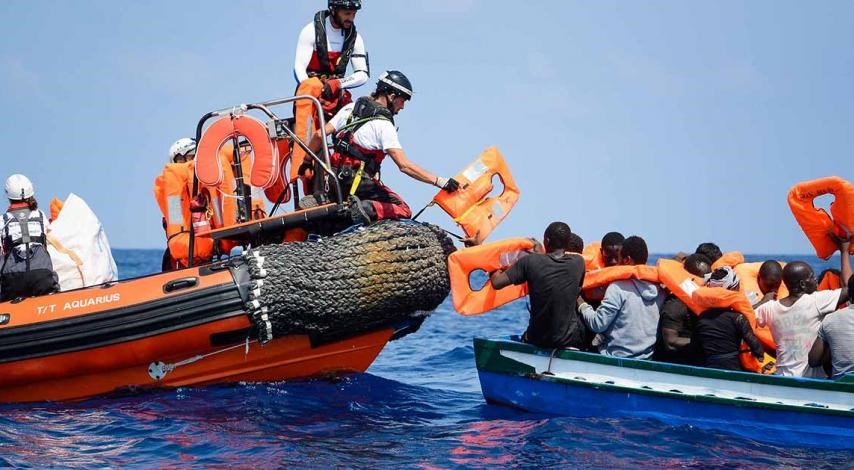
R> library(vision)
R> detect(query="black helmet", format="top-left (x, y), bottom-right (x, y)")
top-left (329, 0), bottom-right (361, 10)
top-left (377, 70), bottom-right (413, 100)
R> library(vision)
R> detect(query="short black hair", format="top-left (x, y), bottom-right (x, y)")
top-left (544, 222), bottom-right (572, 251)
top-left (602, 231), bottom-right (625, 248)
top-left (759, 260), bottom-right (784, 286)
top-left (622, 235), bottom-right (649, 265)
top-left (567, 233), bottom-right (584, 254)
top-left (684, 253), bottom-right (712, 277)
top-left (695, 242), bottom-right (722, 263)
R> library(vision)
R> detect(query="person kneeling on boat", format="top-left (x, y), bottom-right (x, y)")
top-left (655, 253), bottom-right (711, 365)
top-left (809, 274), bottom-right (854, 379)
top-left (694, 267), bottom-right (765, 371)
top-left (489, 222), bottom-right (588, 350)
top-left (1, 174), bottom-right (60, 301)
top-left (577, 236), bottom-right (665, 359)
top-left (756, 236), bottom-right (852, 378)
top-left (304, 70), bottom-right (459, 224)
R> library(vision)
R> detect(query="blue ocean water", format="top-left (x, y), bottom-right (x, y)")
top-left (0, 249), bottom-right (851, 467)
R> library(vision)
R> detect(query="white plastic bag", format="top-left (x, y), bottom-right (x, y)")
top-left (47, 193), bottom-right (118, 290)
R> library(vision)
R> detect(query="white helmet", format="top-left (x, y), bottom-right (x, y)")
top-left (168, 137), bottom-right (197, 163)
top-left (5, 174), bottom-right (35, 201)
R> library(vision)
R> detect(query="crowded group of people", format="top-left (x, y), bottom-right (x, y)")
top-left (490, 222), bottom-right (854, 380)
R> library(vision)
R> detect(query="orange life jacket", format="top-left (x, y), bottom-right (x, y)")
top-left (447, 238), bottom-right (537, 315)
top-left (433, 147), bottom-right (519, 244)
top-left (691, 286), bottom-right (776, 374)
top-left (582, 242), bottom-right (605, 271)
top-left (582, 265), bottom-right (659, 290)
top-left (711, 251), bottom-right (745, 270)
top-left (214, 143), bottom-right (269, 254)
top-left (787, 176), bottom-right (854, 260)
top-left (732, 262), bottom-right (785, 350)
top-left (291, 78), bottom-right (325, 185)
top-left (152, 162), bottom-right (215, 267)
top-left (49, 197), bottom-right (64, 222)
top-left (818, 270), bottom-right (842, 291)
top-left (657, 258), bottom-right (705, 314)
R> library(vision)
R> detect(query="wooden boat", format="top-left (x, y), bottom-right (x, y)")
top-left (475, 337), bottom-right (854, 448)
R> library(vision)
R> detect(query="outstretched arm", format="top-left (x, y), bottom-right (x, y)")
top-left (386, 148), bottom-right (444, 188)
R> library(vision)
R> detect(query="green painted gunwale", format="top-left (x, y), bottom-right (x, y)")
top-left (475, 337), bottom-right (854, 418)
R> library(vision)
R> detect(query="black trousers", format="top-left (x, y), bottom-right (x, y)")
top-left (1, 269), bottom-right (59, 301)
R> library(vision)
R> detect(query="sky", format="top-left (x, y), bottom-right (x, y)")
top-left (1, 1), bottom-right (852, 254)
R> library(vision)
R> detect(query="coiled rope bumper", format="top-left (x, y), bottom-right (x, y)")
top-left (242, 220), bottom-right (455, 343)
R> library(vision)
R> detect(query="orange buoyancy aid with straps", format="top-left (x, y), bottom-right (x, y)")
top-left (691, 286), bottom-right (776, 373)
top-left (153, 162), bottom-right (215, 266)
top-left (711, 251), bottom-right (745, 270)
top-left (447, 238), bottom-right (538, 315)
top-left (291, 78), bottom-right (325, 184)
top-left (733, 262), bottom-right (789, 305)
top-left (433, 147), bottom-right (520, 244)
top-left (788, 176), bottom-right (854, 260)
top-left (196, 114), bottom-right (280, 190)
top-left (582, 242), bottom-right (605, 271)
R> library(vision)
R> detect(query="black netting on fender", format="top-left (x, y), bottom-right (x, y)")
top-left (242, 220), bottom-right (455, 342)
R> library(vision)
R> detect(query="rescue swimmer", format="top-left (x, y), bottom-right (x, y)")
top-left (303, 70), bottom-right (460, 224)
top-left (1, 174), bottom-right (59, 301)
top-left (294, 0), bottom-right (369, 117)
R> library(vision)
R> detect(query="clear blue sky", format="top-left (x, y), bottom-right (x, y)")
top-left (1, 1), bottom-right (852, 253)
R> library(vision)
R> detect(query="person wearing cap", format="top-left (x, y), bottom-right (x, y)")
top-left (304, 70), bottom-right (460, 224)
top-left (1, 174), bottom-right (59, 301)
top-left (295, 0), bottom-right (369, 116)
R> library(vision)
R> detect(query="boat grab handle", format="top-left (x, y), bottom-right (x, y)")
top-left (162, 277), bottom-right (199, 294)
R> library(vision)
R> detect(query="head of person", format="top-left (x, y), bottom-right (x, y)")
top-left (695, 242), bottom-right (722, 263)
top-left (373, 70), bottom-right (413, 115)
top-left (782, 261), bottom-right (817, 295)
top-left (328, 0), bottom-right (360, 29)
top-left (543, 221), bottom-right (572, 253)
top-left (169, 137), bottom-right (197, 164)
top-left (620, 235), bottom-right (648, 266)
top-left (758, 260), bottom-right (784, 295)
top-left (704, 266), bottom-right (741, 291)
top-left (683, 253), bottom-right (712, 277)
top-left (5, 174), bottom-right (37, 210)
top-left (567, 232), bottom-right (584, 254)
top-left (600, 231), bottom-right (625, 267)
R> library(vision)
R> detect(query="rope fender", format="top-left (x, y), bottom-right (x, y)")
top-left (242, 220), bottom-right (455, 343)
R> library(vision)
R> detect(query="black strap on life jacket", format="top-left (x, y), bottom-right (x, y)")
top-left (2, 209), bottom-right (46, 270)
top-left (311, 10), bottom-right (358, 78)
top-left (332, 97), bottom-right (394, 176)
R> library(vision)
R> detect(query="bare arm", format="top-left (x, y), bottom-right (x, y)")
top-left (736, 314), bottom-right (765, 359)
top-left (662, 328), bottom-right (690, 351)
top-left (308, 122), bottom-right (337, 154)
top-left (386, 148), bottom-right (441, 187)
top-left (809, 336), bottom-right (828, 368)
top-left (490, 269), bottom-right (512, 290)
top-left (838, 239), bottom-right (851, 305)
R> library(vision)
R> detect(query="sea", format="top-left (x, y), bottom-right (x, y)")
top-left (0, 250), bottom-right (851, 468)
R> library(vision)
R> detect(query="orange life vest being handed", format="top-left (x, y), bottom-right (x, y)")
top-left (434, 147), bottom-right (519, 244)
top-left (691, 286), bottom-right (776, 374)
top-left (788, 176), bottom-right (854, 260)
top-left (711, 251), bottom-right (745, 270)
top-left (153, 162), bottom-right (215, 267)
top-left (447, 238), bottom-right (537, 315)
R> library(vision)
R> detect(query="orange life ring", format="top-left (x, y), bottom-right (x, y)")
top-left (434, 147), bottom-right (520, 244)
top-left (447, 238), bottom-right (537, 315)
top-left (196, 114), bottom-right (280, 189)
top-left (691, 286), bottom-right (775, 373)
top-left (711, 251), bottom-right (745, 270)
top-left (787, 176), bottom-right (854, 260)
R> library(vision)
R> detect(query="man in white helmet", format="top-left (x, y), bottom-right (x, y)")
top-left (169, 137), bottom-right (197, 164)
top-left (294, 0), bottom-right (369, 117)
top-left (304, 71), bottom-right (459, 224)
top-left (1, 174), bottom-right (59, 301)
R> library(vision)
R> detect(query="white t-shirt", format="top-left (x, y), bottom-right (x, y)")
top-left (328, 102), bottom-right (402, 152)
top-left (756, 289), bottom-right (842, 377)
top-left (293, 17), bottom-right (368, 88)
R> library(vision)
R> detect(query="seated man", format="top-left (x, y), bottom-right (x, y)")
top-left (809, 274), bottom-right (854, 379)
top-left (490, 222), bottom-right (587, 350)
top-left (305, 70), bottom-right (458, 224)
top-left (695, 242), bottom-right (723, 265)
top-left (577, 236), bottom-right (664, 359)
top-left (756, 236), bottom-right (851, 377)
top-left (694, 267), bottom-right (765, 371)
top-left (598, 232), bottom-right (624, 267)
top-left (752, 260), bottom-right (784, 307)
top-left (655, 253), bottom-right (711, 365)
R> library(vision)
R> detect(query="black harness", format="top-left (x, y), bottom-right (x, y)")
top-left (2, 208), bottom-right (47, 272)
top-left (310, 10), bottom-right (359, 79)
top-left (332, 97), bottom-right (394, 177)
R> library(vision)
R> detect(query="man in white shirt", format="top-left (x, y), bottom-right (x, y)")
top-left (304, 71), bottom-right (459, 224)
top-left (756, 237), bottom-right (851, 377)
top-left (294, 0), bottom-right (369, 116)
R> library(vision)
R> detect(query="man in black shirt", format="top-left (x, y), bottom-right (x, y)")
top-left (655, 253), bottom-right (711, 365)
top-left (490, 222), bottom-right (587, 349)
